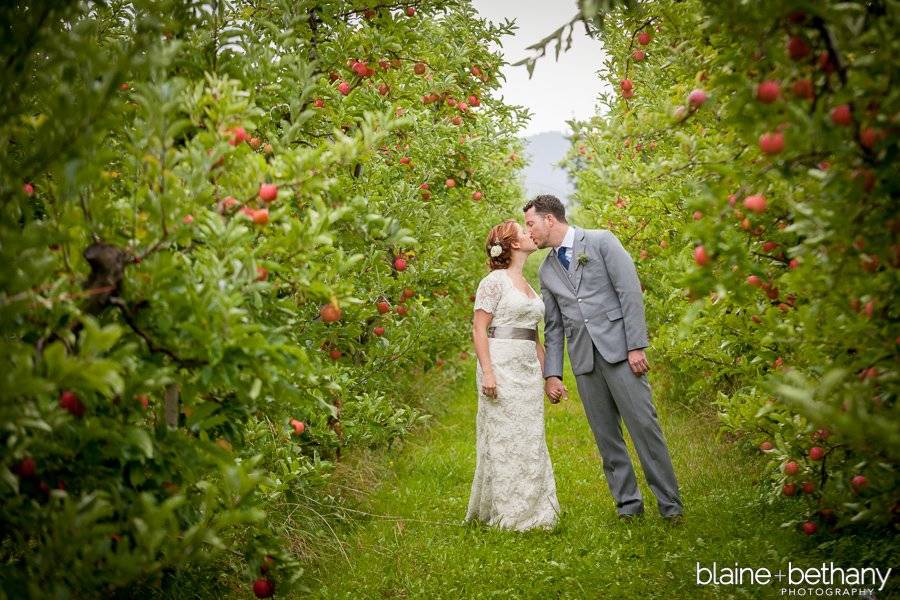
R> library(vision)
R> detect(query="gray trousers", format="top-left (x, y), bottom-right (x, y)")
top-left (574, 342), bottom-right (683, 517)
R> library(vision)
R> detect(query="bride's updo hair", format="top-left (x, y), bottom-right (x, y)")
top-left (485, 219), bottom-right (519, 270)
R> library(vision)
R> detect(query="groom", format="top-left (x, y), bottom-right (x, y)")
top-left (524, 194), bottom-right (684, 521)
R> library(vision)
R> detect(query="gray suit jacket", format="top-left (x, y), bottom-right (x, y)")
top-left (540, 226), bottom-right (649, 377)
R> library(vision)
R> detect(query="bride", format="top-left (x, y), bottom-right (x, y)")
top-left (464, 219), bottom-right (564, 531)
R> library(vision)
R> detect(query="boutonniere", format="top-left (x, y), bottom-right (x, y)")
top-left (576, 253), bottom-right (589, 267)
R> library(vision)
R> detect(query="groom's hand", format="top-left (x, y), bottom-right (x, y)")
top-left (545, 377), bottom-right (565, 404)
top-left (628, 349), bottom-right (650, 376)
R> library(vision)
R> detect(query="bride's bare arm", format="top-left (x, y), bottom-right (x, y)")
top-left (535, 334), bottom-right (545, 372)
top-left (472, 309), bottom-right (497, 397)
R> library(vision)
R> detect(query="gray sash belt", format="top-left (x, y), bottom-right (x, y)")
top-left (487, 326), bottom-right (537, 341)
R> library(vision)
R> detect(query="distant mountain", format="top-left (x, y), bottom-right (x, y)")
top-left (521, 131), bottom-right (575, 207)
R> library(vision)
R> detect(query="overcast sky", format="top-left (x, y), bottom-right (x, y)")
top-left (470, 1), bottom-right (609, 137)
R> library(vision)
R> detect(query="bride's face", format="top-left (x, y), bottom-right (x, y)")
top-left (514, 223), bottom-right (538, 253)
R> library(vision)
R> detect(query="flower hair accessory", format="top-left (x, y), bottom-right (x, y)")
top-left (489, 243), bottom-right (503, 258)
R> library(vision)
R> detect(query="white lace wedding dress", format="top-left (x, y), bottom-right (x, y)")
top-left (464, 268), bottom-right (560, 531)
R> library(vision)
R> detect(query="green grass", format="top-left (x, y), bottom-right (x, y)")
top-left (297, 360), bottom-right (898, 599)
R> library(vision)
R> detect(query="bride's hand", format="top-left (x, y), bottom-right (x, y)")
top-left (481, 372), bottom-right (498, 399)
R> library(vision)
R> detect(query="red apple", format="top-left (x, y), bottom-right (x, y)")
top-left (863, 300), bottom-right (874, 318)
top-left (762, 241), bottom-right (779, 253)
top-left (818, 508), bottom-right (836, 524)
top-left (801, 521), bottom-right (817, 535)
top-left (15, 457), bottom-right (36, 479)
top-left (182, 214), bottom-right (194, 224)
top-left (313, 98), bottom-right (325, 108)
top-left (637, 31), bottom-right (652, 45)
top-left (405, 6), bottom-right (416, 17)
top-left (830, 104), bottom-right (852, 126)
top-left (620, 79), bottom-right (633, 92)
top-left (395, 305), bottom-right (408, 316)
top-left (787, 36), bottom-right (811, 61)
top-left (338, 81), bottom-right (351, 96)
top-left (320, 303), bottom-right (341, 323)
top-left (399, 156), bottom-right (411, 165)
top-left (743, 194), bottom-right (767, 213)
top-left (801, 481), bottom-right (816, 494)
top-left (253, 577), bottom-right (275, 598)
top-left (784, 461), bottom-right (799, 476)
top-left (688, 89), bottom-right (707, 108)
top-left (789, 258), bottom-right (799, 269)
top-left (792, 79), bottom-right (814, 100)
top-left (329, 349), bottom-right (342, 360)
top-left (809, 446), bottom-right (825, 461)
top-left (782, 483), bottom-right (798, 496)
top-left (850, 475), bottom-right (868, 490)
top-left (59, 390), bottom-right (85, 418)
top-left (859, 127), bottom-right (882, 149)
top-left (860, 255), bottom-right (879, 273)
top-left (759, 440), bottom-right (774, 452)
top-left (258, 183), bottom-right (278, 203)
top-left (377, 301), bottom-right (390, 314)
top-left (252, 209), bottom-right (269, 225)
top-left (256, 266), bottom-right (268, 281)
top-left (23, 182), bottom-right (34, 196)
top-left (229, 126), bottom-right (248, 145)
top-left (692, 210), bottom-right (702, 221)
top-left (632, 50), bottom-right (645, 61)
top-left (393, 257), bottom-right (407, 271)
top-left (373, 326), bottom-right (385, 336)
top-left (221, 196), bottom-right (239, 211)
top-left (693, 245), bottom-right (709, 266)
top-left (747, 275), bottom-right (763, 287)
top-left (759, 131), bottom-right (785, 154)
top-left (290, 419), bottom-right (305, 435)
top-left (413, 62), bottom-right (426, 75)
top-left (472, 191), bottom-right (483, 201)
top-left (756, 80), bottom-right (780, 103)
top-left (378, 83), bottom-right (389, 96)
top-left (402, 288), bottom-right (415, 300)
top-left (467, 95), bottom-right (480, 106)
top-left (445, 178), bottom-right (456, 188)
top-left (451, 115), bottom-right (462, 126)
top-left (813, 428), bottom-right (830, 441)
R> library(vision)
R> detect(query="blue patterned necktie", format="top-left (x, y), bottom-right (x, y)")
top-left (557, 246), bottom-right (570, 270)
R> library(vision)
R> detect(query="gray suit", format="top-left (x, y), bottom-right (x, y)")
top-left (540, 226), bottom-right (683, 517)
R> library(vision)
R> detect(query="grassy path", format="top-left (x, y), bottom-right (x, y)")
top-left (300, 362), bottom-right (883, 599)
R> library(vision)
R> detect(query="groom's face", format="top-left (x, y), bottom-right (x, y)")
top-left (524, 208), bottom-right (553, 248)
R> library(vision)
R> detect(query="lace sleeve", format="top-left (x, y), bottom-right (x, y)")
top-left (473, 272), bottom-right (503, 314)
